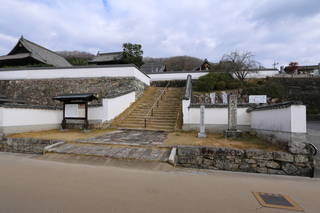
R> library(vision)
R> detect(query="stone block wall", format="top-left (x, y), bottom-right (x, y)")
top-left (0, 137), bottom-right (61, 154)
top-left (176, 146), bottom-right (314, 177)
top-left (0, 77), bottom-right (146, 106)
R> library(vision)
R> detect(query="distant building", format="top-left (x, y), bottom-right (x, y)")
top-left (193, 58), bottom-right (212, 71)
top-left (89, 52), bottom-right (124, 65)
top-left (284, 64), bottom-right (320, 75)
top-left (140, 62), bottom-right (167, 73)
top-left (0, 36), bottom-right (72, 68)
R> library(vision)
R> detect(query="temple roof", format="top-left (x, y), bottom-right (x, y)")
top-left (0, 37), bottom-right (72, 67)
top-left (89, 52), bottom-right (123, 63)
top-left (140, 62), bottom-right (167, 73)
top-left (193, 58), bottom-right (213, 71)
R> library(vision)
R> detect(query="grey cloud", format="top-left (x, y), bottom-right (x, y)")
top-left (0, 0), bottom-right (320, 67)
top-left (251, 0), bottom-right (320, 23)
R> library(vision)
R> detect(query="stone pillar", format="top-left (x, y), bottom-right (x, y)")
top-left (210, 92), bottom-right (216, 104)
top-left (228, 95), bottom-right (237, 131)
top-left (224, 94), bottom-right (242, 138)
top-left (222, 92), bottom-right (228, 104)
top-left (198, 105), bottom-right (207, 138)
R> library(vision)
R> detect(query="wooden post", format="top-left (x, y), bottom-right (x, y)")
top-left (62, 103), bottom-right (66, 129)
top-left (84, 102), bottom-right (88, 130)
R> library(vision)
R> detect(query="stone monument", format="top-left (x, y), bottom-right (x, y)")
top-left (210, 92), bottom-right (216, 104)
top-left (222, 91), bottom-right (228, 104)
top-left (198, 105), bottom-right (207, 138)
top-left (224, 94), bottom-right (242, 138)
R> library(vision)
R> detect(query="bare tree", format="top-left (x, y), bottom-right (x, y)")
top-left (219, 51), bottom-right (260, 81)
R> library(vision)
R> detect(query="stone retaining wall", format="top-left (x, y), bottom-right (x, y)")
top-left (0, 77), bottom-right (146, 106)
top-left (0, 138), bottom-right (61, 154)
top-left (176, 146), bottom-right (314, 177)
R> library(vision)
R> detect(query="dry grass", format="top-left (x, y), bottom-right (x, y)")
top-left (164, 131), bottom-right (281, 151)
top-left (8, 128), bottom-right (116, 142)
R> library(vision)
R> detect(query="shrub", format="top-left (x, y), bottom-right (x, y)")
top-left (216, 81), bottom-right (226, 90)
top-left (194, 72), bottom-right (235, 92)
top-left (227, 80), bottom-right (241, 89)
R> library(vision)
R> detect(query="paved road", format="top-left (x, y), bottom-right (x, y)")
top-left (0, 152), bottom-right (319, 213)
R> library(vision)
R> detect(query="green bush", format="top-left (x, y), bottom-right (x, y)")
top-left (216, 81), bottom-right (226, 90)
top-left (194, 72), bottom-right (237, 92)
top-left (227, 80), bottom-right (241, 89)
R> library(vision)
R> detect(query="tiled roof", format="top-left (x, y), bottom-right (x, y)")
top-left (140, 62), bottom-right (166, 73)
top-left (89, 52), bottom-right (123, 63)
top-left (4, 37), bottom-right (72, 67)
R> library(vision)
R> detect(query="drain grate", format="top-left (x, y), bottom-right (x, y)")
top-left (253, 192), bottom-right (303, 211)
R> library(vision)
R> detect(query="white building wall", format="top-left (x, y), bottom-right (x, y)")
top-left (185, 107), bottom-right (250, 125)
top-left (0, 91), bottom-right (136, 134)
top-left (250, 105), bottom-right (306, 133)
top-left (104, 91), bottom-right (135, 120)
top-left (0, 107), bottom-right (62, 134)
top-left (0, 66), bottom-right (150, 85)
top-left (1, 108), bottom-right (62, 127)
top-left (290, 105), bottom-right (307, 133)
top-left (232, 70), bottom-right (279, 79)
top-left (149, 72), bottom-right (208, 81)
top-left (89, 91), bottom-right (135, 122)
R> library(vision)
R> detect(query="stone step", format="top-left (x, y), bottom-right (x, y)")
top-left (120, 121), bottom-right (176, 126)
top-left (112, 86), bottom-right (184, 131)
top-left (45, 143), bottom-right (171, 162)
top-left (116, 123), bottom-right (175, 130)
top-left (119, 121), bottom-right (176, 127)
top-left (129, 111), bottom-right (179, 115)
top-left (124, 118), bottom-right (177, 122)
top-left (130, 111), bottom-right (178, 115)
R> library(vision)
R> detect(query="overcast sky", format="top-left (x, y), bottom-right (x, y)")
top-left (0, 0), bottom-right (320, 67)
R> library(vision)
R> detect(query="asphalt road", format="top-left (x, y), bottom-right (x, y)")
top-left (0, 152), bottom-right (319, 213)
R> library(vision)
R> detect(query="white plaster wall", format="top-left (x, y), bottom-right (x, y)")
top-left (250, 105), bottom-right (306, 133)
top-left (291, 105), bottom-right (307, 133)
top-left (0, 91), bottom-right (136, 134)
top-left (149, 72), bottom-right (208, 81)
top-left (0, 107), bottom-right (62, 127)
top-left (0, 107), bottom-right (3, 127)
top-left (105, 91), bottom-right (136, 120)
top-left (232, 70), bottom-right (279, 79)
top-left (88, 91), bottom-right (135, 122)
top-left (0, 66), bottom-right (150, 85)
top-left (182, 99), bottom-right (191, 124)
top-left (183, 106), bottom-right (250, 125)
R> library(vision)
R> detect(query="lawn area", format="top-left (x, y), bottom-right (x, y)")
top-left (8, 128), bottom-right (116, 142)
top-left (164, 131), bottom-right (282, 151)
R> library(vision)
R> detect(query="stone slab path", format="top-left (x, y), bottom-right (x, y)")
top-left (44, 129), bottom-right (171, 163)
top-left (46, 143), bottom-right (171, 162)
top-left (77, 129), bottom-right (168, 146)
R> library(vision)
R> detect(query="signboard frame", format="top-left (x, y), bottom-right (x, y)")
top-left (249, 95), bottom-right (267, 104)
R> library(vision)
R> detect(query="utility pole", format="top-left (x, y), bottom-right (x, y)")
top-left (272, 61), bottom-right (279, 69)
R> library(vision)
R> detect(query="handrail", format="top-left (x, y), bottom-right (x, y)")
top-left (144, 82), bottom-right (170, 128)
top-left (183, 74), bottom-right (192, 100)
top-left (174, 110), bottom-right (181, 131)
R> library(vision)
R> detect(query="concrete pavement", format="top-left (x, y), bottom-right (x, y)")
top-left (0, 152), bottom-right (319, 213)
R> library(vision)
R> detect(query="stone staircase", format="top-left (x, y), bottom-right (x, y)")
top-left (112, 87), bottom-right (184, 131)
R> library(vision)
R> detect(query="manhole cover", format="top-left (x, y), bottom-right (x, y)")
top-left (253, 192), bottom-right (303, 211)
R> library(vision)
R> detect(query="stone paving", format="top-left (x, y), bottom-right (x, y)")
top-left (47, 143), bottom-right (170, 162)
top-left (77, 129), bottom-right (168, 146)
top-left (45, 129), bottom-right (171, 162)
